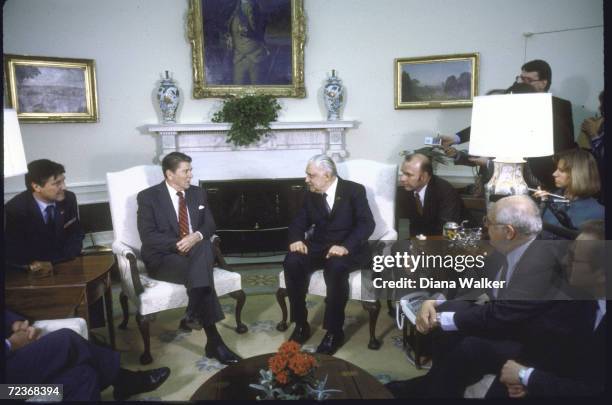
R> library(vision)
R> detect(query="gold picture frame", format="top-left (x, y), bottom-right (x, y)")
top-left (187, 0), bottom-right (306, 98)
top-left (4, 54), bottom-right (99, 123)
top-left (395, 53), bottom-right (479, 109)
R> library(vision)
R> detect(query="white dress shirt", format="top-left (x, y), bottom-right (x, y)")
top-left (165, 182), bottom-right (203, 240)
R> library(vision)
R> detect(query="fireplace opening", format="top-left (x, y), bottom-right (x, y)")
top-left (200, 178), bottom-right (306, 256)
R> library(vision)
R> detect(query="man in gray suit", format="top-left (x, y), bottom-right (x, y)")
top-left (136, 152), bottom-right (240, 364)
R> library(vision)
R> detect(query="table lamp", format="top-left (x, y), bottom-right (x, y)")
top-left (468, 93), bottom-right (553, 209)
top-left (4, 108), bottom-right (27, 177)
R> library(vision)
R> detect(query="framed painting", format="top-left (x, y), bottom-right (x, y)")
top-left (4, 54), bottom-right (99, 123)
top-left (187, 0), bottom-right (306, 98)
top-left (395, 53), bottom-right (479, 109)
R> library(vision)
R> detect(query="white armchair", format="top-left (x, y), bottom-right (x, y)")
top-left (106, 165), bottom-right (247, 365)
top-left (276, 159), bottom-right (398, 350)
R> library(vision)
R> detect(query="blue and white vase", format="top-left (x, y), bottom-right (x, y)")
top-left (157, 71), bottom-right (180, 123)
top-left (323, 70), bottom-right (344, 121)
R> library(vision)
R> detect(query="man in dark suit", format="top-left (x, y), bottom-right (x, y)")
top-left (284, 154), bottom-right (375, 355)
top-left (385, 195), bottom-right (568, 398)
top-left (5, 309), bottom-right (170, 400)
top-left (136, 152), bottom-right (240, 364)
top-left (5, 159), bottom-right (85, 270)
top-left (398, 153), bottom-right (464, 236)
top-left (495, 220), bottom-right (605, 398)
top-left (441, 59), bottom-right (575, 189)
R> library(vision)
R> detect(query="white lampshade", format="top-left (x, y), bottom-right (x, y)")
top-left (468, 93), bottom-right (554, 163)
top-left (4, 109), bottom-right (28, 178)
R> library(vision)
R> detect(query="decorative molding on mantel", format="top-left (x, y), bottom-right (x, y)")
top-left (147, 120), bottom-right (357, 163)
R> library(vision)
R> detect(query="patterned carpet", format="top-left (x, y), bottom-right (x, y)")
top-left (95, 273), bottom-right (426, 401)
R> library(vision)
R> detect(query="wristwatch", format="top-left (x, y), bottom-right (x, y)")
top-left (517, 368), bottom-right (528, 385)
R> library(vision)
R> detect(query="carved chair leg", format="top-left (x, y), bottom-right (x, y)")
top-left (275, 288), bottom-right (289, 331)
top-left (362, 300), bottom-right (381, 350)
top-left (118, 291), bottom-right (129, 329)
top-left (135, 313), bottom-right (153, 365)
top-left (229, 290), bottom-right (248, 334)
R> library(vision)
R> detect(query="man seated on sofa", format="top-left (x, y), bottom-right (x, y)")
top-left (385, 195), bottom-right (571, 398)
top-left (495, 220), bottom-right (605, 398)
top-left (398, 153), bottom-right (465, 236)
top-left (5, 309), bottom-right (170, 401)
top-left (5, 159), bottom-right (85, 271)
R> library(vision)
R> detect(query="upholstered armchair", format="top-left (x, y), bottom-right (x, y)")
top-left (106, 165), bottom-right (247, 365)
top-left (276, 159), bottom-right (398, 350)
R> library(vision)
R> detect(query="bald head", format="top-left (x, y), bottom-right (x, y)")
top-left (492, 195), bottom-right (542, 237)
top-left (400, 153), bottom-right (433, 192)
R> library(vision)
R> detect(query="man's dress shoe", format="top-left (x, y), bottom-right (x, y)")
top-left (288, 323), bottom-right (311, 344)
top-left (113, 367), bottom-right (171, 400)
top-left (182, 316), bottom-right (203, 331)
top-left (315, 331), bottom-right (344, 355)
top-left (384, 375), bottom-right (428, 398)
top-left (205, 341), bottom-right (242, 365)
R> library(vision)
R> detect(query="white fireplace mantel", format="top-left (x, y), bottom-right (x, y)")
top-left (147, 120), bottom-right (357, 181)
top-left (147, 120), bottom-right (356, 162)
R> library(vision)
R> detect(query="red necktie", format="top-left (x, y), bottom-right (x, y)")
top-left (177, 191), bottom-right (189, 238)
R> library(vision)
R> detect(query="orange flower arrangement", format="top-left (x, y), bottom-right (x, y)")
top-left (267, 341), bottom-right (317, 385)
top-left (251, 341), bottom-right (340, 399)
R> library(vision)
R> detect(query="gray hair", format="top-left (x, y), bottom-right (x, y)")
top-left (493, 195), bottom-right (542, 236)
top-left (308, 154), bottom-right (337, 177)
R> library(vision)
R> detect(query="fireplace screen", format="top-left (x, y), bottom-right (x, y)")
top-left (200, 178), bottom-right (305, 255)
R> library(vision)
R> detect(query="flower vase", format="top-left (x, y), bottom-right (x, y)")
top-left (323, 70), bottom-right (344, 121)
top-left (157, 70), bottom-right (180, 123)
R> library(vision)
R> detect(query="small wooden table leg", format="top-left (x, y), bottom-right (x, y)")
top-left (103, 278), bottom-right (116, 349)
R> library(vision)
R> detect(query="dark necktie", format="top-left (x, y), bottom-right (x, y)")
top-left (322, 193), bottom-right (332, 215)
top-left (45, 205), bottom-right (56, 233)
top-left (177, 191), bottom-right (189, 238)
top-left (414, 192), bottom-right (423, 216)
top-left (493, 257), bottom-right (510, 298)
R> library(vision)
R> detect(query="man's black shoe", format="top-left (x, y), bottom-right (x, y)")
top-left (183, 315), bottom-right (203, 331)
top-left (384, 375), bottom-right (429, 398)
top-left (288, 323), bottom-right (311, 344)
top-left (205, 341), bottom-right (242, 365)
top-left (113, 367), bottom-right (171, 400)
top-left (178, 319), bottom-right (193, 332)
top-left (315, 331), bottom-right (344, 355)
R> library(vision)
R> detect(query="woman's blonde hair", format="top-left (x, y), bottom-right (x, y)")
top-left (555, 149), bottom-right (600, 198)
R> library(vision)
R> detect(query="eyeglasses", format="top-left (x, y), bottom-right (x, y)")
top-left (515, 75), bottom-right (541, 85)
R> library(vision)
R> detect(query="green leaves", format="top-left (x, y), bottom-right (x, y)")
top-left (212, 95), bottom-right (282, 147)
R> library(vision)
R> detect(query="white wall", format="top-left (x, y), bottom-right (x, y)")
top-left (3, 0), bottom-right (604, 201)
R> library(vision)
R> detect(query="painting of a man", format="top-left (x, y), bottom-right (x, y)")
top-left (201, 0), bottom-right (292, 86)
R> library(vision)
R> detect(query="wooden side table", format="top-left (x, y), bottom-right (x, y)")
top-left (190, 353), bottom-right (393, 400)
top-left (5, 254), bottom-right (116, 348)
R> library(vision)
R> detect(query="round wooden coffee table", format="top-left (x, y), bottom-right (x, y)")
top-left (190, 353), bottom-right (393, 400)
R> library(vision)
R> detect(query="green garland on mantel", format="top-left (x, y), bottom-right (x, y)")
top-left (212, 95), bottom-right (282, 147)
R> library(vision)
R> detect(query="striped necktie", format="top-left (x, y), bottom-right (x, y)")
top-left (177, 191), bottom-right (189, 238)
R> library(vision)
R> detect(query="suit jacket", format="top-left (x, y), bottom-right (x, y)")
top-left (526, 311), bottom-right (605, 397)
top-left (137, 181), bottom-right (216, 270)
top-left (4, 190), bottom-right (84, 265)
top-left (288, 177), bottom-right (375, 259)
top-left (398, 175), bottom-right (465, 236)
top-left (457, 96), bottom-right (575, 190)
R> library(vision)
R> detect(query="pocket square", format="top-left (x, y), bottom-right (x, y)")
top-left (198, 205), bottom-right (205, 210)
top-left (64, 217), bottom-right (77, 228)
